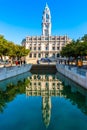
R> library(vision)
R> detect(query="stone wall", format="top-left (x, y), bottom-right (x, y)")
top-left (56, 63), bottom-right (87, 89)
top-left (0, 64), bottom-right (32, 81)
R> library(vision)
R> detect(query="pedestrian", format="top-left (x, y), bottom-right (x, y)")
top-left (24, 60), bottom-right (26, 65)
top-left (15, 60), bottom-right (18, 66)
top-left (18, 60), bottom-right (20, 66)
top-left (37, 60), bottom-right (40, 64)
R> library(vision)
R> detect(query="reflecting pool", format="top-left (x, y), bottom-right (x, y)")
top-left (0, 72), bottom-right (87, 130)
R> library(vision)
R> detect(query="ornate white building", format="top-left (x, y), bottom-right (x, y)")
top-left (22, 3), bottom-right (71, 63)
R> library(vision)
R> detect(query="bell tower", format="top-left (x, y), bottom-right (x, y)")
top-left (42, 3), bottom-right (51, 36)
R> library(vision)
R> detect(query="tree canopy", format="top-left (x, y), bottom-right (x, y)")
top-left (60, 34), bottom-right (87, 59)
top-left (0, 35), bottom-right (30, 60)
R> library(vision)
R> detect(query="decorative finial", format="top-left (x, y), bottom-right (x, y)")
top-left (46, 2), bottom-right (48, 8)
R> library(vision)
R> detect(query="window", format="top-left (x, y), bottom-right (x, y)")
top-left (34, 83), bottom-right (36, 86)
top-left (34, 75), bottom-right (36, 79)
top-left (57, 53), bottom-right (59, 57)
top-left (62, 42), bottom-right (65, 45)
top-left (57, 38), bottom-right (60, 40)
top-left (37, 75), bottom-right (41, 79)
top-left (52, 47), bottom-right (55, 50)
top-left (46, 13), bottom-right (49, 19)
top-left (29, 53), bottom-right (32, 58)
top-left (34, 47), bottom-right (36, 50)
top-left (38, 82), bottom-right (41, 86)
top-left (38, 37), bottom-right (41, 40)
top-left (57, 47), bottom-right (59, 50)
top-left (38, 47), bottom-right (41, 50)
top-left (52, 83), bottom-right (55, 86)
top-left (62, 37), bottom-right (65, 40)
top-left (34, 53), bottom-right (36, 58)
top-left (30, 47), bottom-right (32, 50)
top-left (46, 46), bottom-right (48, 50)
top-left (53, 53), bottom-right (55, 57)
top-left (45, 37), bottom-right (49, 40)
top-left (46, 82), bottom-right (49, 87)
top-left (52, 43), bottom-right (55, 46)
top-left (38, 53), bottom-right (41, 58)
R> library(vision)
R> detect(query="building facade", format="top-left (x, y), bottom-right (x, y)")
top-left (22, 4), bottom-right (71, 63)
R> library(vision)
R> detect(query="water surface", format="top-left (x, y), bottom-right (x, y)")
top-left (0, 72), bottom-right (87, 130)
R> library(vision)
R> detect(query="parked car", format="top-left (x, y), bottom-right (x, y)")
top-left (40, 58), bottom-right (51, 62)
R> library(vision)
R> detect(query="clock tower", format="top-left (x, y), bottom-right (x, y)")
top-left (42, 3), bottom-right (51, 36)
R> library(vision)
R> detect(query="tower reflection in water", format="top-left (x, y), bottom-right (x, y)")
top-left (26, 74), bottom-right (63, 127)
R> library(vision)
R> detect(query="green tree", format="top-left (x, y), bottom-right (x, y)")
top-left (60, 37), bottom-right (87, 59)
top-left (0, 34), bottom-right (30, 60)
top-left (0, 35), bottom-right (9, 59)
top-left (81, 34), bottom-right (87, 42)
top-left (15, 45), bottom-right (30, 59)
top-left (60, 41), bottom-right (76, 58)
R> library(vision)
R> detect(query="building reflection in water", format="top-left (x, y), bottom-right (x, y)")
top-left (26, 74), bottom-right (63, 127)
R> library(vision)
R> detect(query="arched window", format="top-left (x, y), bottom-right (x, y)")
top-left (57, 53), bottom-right (59, 57)
top-left (38, 53), bottom-right (41, 58)
top-left (45, 45), bottom-right (48, 50)
top-left (34, 53), bottom-right (36, 58)
top-left (53, 53), bottom-right (55, 57)
top-left (46, 13), bottom-right (49, 19)
top-left (29, 53), bottom-right (32, 58)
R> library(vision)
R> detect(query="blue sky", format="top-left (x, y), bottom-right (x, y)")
top-left (0, 0), bottom-right (87, 44)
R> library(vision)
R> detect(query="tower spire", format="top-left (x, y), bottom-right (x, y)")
top-left (42, 3), bottom-right (51, 36)
top-left (46, 2), bottom-right (48, 8)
